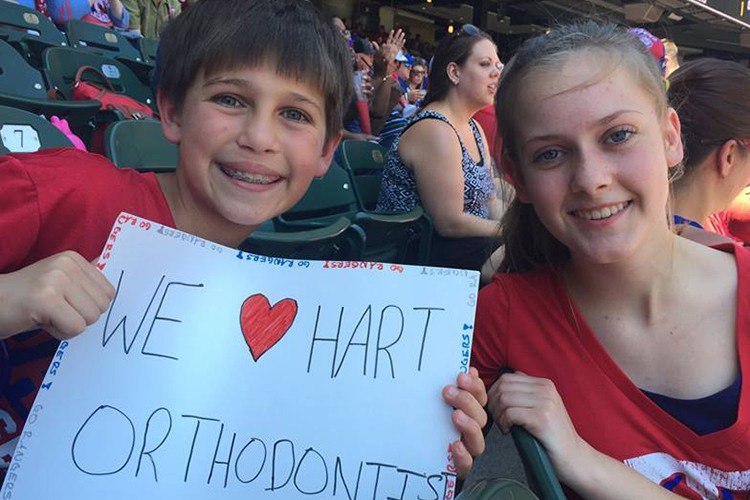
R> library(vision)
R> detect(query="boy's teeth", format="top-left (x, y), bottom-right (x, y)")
top-left (575, 202), bottom-right (628, 221)
top-left (221, 165), bottom-right (277, 184)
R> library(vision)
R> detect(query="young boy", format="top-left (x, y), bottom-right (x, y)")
top-left (0, 0), bottom-right (486, 485)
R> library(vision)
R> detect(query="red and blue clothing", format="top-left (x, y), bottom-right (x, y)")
top-left (473, 245), bottom-right (750, 498)
top-left (0, 149), bottom-right (174, 478)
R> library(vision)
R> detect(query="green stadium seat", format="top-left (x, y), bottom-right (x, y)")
top-left (43, 46), bottom-right (157, 115)
top-left (138, 36), bottom-right (158, 65)
top-left (64, 20), bottom-right (153, 83)
top-left (277, 159), bottom-right (432, 265)
top-left (511, 426), bottom-right (566, 500)
top-left (0, 39), bottom-right (99, 140)
top-left (240, 217), bottom-right (366, 262)
top-left (103, 119), bottom-right (177, 172)
top-left (0, 1), bottom-right (67, 68)
top-left (336, 139), bottom-right (387, 212)
top-left (0, 104), bottom-right (74, 154)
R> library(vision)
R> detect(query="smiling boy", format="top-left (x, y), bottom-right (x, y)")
top-left (0, 0), bottom-right (486, 484)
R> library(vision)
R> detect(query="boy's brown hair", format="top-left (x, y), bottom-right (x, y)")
top-left (156, 0), bottom-right (353, 143)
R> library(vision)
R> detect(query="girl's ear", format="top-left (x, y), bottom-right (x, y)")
top-left (664, 107), bottom-right (684, 169)
top-left (716, 139), bottom-right (742, 179)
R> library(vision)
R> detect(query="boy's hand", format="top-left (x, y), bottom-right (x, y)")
top-left (0, 251), bottom-right (116, 340)
top-left (442, 367), bottom-right (488, 478)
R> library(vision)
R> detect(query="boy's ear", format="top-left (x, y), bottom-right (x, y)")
top-left (315, 131), bottom-right (343, 178)
top-left (664, 107), bottom-right (684, 170)
top-left (157, 90), bottom-right (182, 145)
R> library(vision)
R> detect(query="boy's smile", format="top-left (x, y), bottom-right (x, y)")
top-left (158, 64), bottom-right (339, 246)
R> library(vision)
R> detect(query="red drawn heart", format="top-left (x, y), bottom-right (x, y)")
top-left (240, 294), bottom-right (298, 361)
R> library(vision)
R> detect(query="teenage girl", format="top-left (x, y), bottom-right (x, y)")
top-left (472, 22), bottom-right (750, 498)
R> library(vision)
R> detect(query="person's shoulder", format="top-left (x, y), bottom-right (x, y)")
top-left (11, 148), bottom-right (131, 183)
top-left (399, 113), bottom-right (460, 155)
top-left (8, 148), bottom-right (159, 204)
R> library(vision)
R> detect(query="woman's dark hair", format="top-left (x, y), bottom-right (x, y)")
top-left (422, 24), bottom-right (493, 106)
top-left (495, 21), bottom-right (668, 273)
top-left (669, 58), bottom-right (750, 178)
top-left (156, 0), bottom-right (352, 142)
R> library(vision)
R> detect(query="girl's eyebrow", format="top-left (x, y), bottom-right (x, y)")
top-left (595, 109), bottom-right (642, 126)
top-left (524, 109), bottom-right (643, 146)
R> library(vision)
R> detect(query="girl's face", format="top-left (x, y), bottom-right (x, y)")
top-left (511, 53), bottom-right (683, 265)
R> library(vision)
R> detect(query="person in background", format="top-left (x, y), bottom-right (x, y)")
top-left (47, 0), bottom-right (128, 29)
top-left (369, 28), bottom-right (407, 136)
top-left (336, 16), bottom-right (378, 142)
top-left (376, 24), bottom-right (504, 272)
top-left (474, 21), bottom-right (750, 498)
top-left (663, 38), bottom-right (680, 77)
top-left (669, 58), bottom-right (750, 243)
top-left (406, 56), bottom-right (427, 108)
top-left (121, 0), bottom-right (191, 38)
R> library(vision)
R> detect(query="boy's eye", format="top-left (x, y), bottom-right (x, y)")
top-left (212, 94), bottom-right (244, 108)
top-left (606, 128), bottom-right (634, 145)
top-left (282, 108), bottom-right (310, 123)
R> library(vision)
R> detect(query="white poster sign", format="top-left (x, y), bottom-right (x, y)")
top-left (0, 213), bottom-right (479, 499)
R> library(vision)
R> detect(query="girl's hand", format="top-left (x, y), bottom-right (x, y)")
top-left (442, 367), bottom-right (488, 478)
top-left (487, 372), bottom-right (586, 482)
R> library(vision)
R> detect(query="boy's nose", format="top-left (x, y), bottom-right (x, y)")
top-left (237, 113), bottom-right (279, 153)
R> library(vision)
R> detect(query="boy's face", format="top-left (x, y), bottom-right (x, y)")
top-left (159, 64), bottom-right (339, 242)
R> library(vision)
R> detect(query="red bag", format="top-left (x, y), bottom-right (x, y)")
top-left (72, 66), bottom-right (154, 120)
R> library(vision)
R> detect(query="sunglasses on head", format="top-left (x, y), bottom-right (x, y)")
top-left (453, 23), bottom-right (481, 38)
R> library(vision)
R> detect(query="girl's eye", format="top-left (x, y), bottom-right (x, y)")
top-left (606, 128), bottom-right (634, 145)
top-left (534, 149), bottom-right (562, 163)
top-left (213, 94), bottom-right (243, 108)
top-left (282, 109), bottom-right (310, 123)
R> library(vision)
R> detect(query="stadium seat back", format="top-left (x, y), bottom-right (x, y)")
top-left (0, 1), bottom-right (67, 66)
top-left (0, 104), bottom-right (73, 153)
top-left (43, 47), bottom-right (157, 114)
top-left (104, 120), bottom-right (177, 172)
top-left (138, 36), bottom-right (158, 64)
top-left (281, 160), bottom-right (359, 223)
top-left (0, 38), bottom-right (48, 100)
top-left (65, 20), bottom-right (142, 62)
top-left (337, 139), bottom-right (387, 211)
top-left (240, 217), bottom-right (366, 262)
top-left (278, 160), bottom-right (432, 265)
